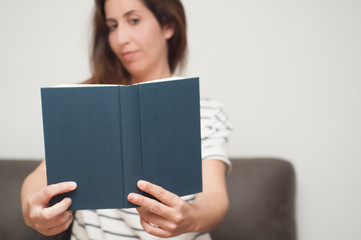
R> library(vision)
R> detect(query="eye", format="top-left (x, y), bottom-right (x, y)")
top-left (105, 19), bottom-right (118, 32)
top-left (129, 17), bottom-right (140, 25)
top-left (106, 23), bottom-right (118, 31)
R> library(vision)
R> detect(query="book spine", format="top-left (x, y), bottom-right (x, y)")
top-left (119, 85), bottom-right (143, 208)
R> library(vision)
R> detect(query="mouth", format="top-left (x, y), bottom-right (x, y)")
top-left (121, 51), bottom-right (138, 61)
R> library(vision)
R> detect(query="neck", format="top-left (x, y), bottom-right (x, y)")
top-left (129, 60), bottom-right (172, 85)
top-left (130, 70), bottom-right (172, 84)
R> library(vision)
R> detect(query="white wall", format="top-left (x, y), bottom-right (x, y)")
top-left (0, 0), bottom-right (94, 158)
top-left (1, 1), bottom-right (361, 239)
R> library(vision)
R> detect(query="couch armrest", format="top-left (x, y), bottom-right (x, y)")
top-left (210, 158), bottom-right (296, 240)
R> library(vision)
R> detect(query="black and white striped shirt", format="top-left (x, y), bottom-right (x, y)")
top-left (71, 98), bottom-right (232, 240)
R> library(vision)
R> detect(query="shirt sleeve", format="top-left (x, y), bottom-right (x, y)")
top-left (200, 98), bottom-right (233, 173)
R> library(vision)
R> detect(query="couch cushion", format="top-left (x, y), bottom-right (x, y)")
top-left (0, 160), bottom-right (70, 240)
top-left (1, 158), bottom-right (296, 240)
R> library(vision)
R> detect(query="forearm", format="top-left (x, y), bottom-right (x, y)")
top-left (190, 159), bottom-right (229, 232)
top-left (21, 160), bottom-right (47, 210)
top-left (191, 190), bottom-right (229, 232)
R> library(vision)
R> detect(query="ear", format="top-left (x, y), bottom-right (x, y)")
top-left (163, 23), bottom-right (175, 40)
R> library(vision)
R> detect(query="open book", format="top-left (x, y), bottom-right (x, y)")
top-left (41, 77), bottom-right (202, 210)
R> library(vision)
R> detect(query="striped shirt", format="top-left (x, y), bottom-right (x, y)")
top-left (71, 98), bottom-right (232, 240)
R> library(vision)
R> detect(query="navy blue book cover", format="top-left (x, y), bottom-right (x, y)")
top-left (41, 77), bottom-right (202, 210)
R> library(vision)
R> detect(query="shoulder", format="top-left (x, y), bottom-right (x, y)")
top-left (200, 97), bottom-right (224, 109)
top-left (200, 98), bottom-right (225, 118)
top-left (200, 98), bottom-right (232, 172)
top-left (81, 78), bottom-right (94, 84)
top-left (200, 98), bottom-right (229, 123)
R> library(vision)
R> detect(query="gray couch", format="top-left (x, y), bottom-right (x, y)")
top-left (1, 158), bottom-right (296, 240)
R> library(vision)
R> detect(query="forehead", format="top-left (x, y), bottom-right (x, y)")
top-left (104, 0), bottom-right (148, 17)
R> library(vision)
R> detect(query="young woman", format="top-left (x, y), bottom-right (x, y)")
top-left (21, 0), bottom-right (232, 239)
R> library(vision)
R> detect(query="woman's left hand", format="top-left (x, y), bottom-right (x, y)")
top-left (127, 180), bottom-right (198, 238)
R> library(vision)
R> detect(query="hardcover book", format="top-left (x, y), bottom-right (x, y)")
top-left (41, 77), bottom-right (202, 210)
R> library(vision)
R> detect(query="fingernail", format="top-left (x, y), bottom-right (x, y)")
top-left (69, 182), bottom-right (77, 189)
top-left (138, 180), bottom-right (146, 189)
top-left (66, 198), bottom-right (72, 204)
top-left (128, 193), bottom-right (137, 202)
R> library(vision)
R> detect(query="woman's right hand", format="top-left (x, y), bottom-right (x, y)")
top-left (22, 181), bottom-right (77, 236)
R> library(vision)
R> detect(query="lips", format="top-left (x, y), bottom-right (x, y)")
top-left (121, 50), bottom-right (138, 61)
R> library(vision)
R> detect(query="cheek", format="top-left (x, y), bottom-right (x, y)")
top-left (108, 35), bottom-right (118, 54)
top-left (140, 22), bottom-right (164, 46)
top-left (142, 30), bottom-right (166, 53)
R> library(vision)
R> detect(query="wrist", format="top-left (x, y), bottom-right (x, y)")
top-left (188, 202), bottom-right (202, 233)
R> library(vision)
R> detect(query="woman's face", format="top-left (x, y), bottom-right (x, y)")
top-left (104, 0), bottom-right (174, 82)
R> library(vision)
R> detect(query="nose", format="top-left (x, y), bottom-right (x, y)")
top-left (115, 25), bottom-right (131, 46)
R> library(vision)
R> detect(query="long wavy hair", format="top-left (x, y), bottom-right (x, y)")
top-left (86, 0), bottom-right (187, 85)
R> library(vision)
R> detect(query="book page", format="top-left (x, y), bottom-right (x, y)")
top-left (47, 76), bottom-right (196, 88)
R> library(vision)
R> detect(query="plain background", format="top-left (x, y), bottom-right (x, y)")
top-left (1, 0), bottom-right (361, 239)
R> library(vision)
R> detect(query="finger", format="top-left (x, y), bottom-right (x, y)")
top-left (42, 198), bottom-right (72, 220)
top-left (34, 209), bottom-right (72, 234)
top-left (37, 182), bottom-right (77, 203)
top-left (136, 207), bottom-right (168, 228)
top-left (137, 180), bottom-right (179, 207)
top-left (128, 193), bottom-right (175, 220)
top-left (139, 217), bottom-right (172, 238)
top-left (42, 212), bottom-right (73, 236)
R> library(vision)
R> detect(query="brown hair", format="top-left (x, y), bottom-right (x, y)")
top-left (87, 0), bottom-right (187, 85)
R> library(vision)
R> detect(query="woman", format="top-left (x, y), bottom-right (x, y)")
top-left (21, 0), bottom-right (232, 239)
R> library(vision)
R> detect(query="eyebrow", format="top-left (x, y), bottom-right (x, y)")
top-left (105, 10), bottom-right (139, 21)
top-left (123, 10), bottom-right (137, 17)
